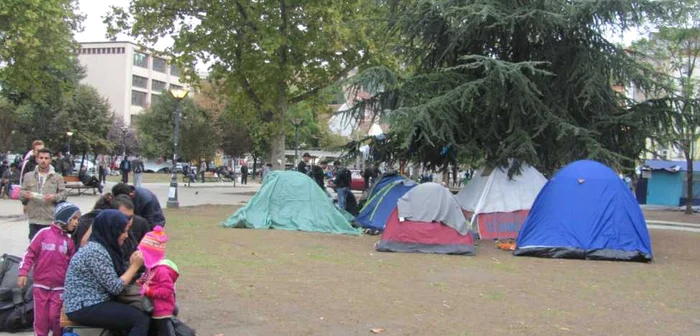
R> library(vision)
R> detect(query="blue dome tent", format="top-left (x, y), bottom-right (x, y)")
top-left (357, 173), bottom-right (416, 231)
top-left (514, 160), bottom-right (653, 262)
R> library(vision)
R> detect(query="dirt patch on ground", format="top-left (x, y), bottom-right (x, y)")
top-left (165, 205), bottom-right (700, 336)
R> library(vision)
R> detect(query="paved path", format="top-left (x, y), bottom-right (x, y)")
top-left (0, 181), bottom-right (260, 256)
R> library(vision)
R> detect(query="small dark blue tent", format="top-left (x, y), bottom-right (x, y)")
top-left (514, 160), bottom-right (653, 262)
top-left (357, 173), bottom-right (416, 231)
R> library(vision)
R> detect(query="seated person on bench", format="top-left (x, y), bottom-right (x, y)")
top-left (63, 210), bottom-right (150, 335)
top-left (78, 166), bottom-right (103, 194)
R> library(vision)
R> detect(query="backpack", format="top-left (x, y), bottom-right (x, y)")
top-left (0, 254), bottom-right (34, 332)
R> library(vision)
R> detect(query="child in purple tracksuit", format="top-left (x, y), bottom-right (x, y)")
top-left (18, 202), bottom-right (80, 336)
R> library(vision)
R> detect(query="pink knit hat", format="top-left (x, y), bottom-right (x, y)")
top-left (138, 226), bottom-right (168, 268)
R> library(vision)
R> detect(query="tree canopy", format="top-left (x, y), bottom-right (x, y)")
top-left (106, 0), bottom-right (391, 169)
top-left (0, 0), bottom-right (83, 104)
top-left (344, 0), bottom-right (671, 176)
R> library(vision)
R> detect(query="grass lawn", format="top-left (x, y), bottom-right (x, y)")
top-left (106, 173), bottom-right (175, 184)
top-left (164, 205), bottom-right (700, 336)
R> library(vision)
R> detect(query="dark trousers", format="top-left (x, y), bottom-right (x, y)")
top-left (153, 318), bottom-right (175, 336)
top-left (241, 173), bottom-right (248, 185)
top-left (29, 223), bottom-right (50, 241)
top-left (121, 170), bottom-right (130, 183)
top-left (67, 301), bottom-right (150, 336)
top-left (99, 167), bottom-right (106, 184)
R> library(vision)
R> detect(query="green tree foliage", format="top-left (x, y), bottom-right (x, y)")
top-left (54, 84), bottom-right (113, 154)
top-left (136, 94), bottom-right (219, 163)
top-left (0, 0), bottom-right (83, 104)
top-left (107, 117), bottom-right (140, 156)
top-left (105, 0), bottom-right (389, 169)
top-left (630, 1), bottom-right (700, 213)
top-left (345, 0), bottom-right (670, 176)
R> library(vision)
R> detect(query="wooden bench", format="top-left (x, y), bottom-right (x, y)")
top-left (64, 176), bottom-right (98, 196)
top-left (61, 309), bottom-right (108, 335)
top-left (202, 171), bottom-right (221, 182)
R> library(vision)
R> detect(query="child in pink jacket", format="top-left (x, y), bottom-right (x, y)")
top-left (18, 202), bottom-right (80, 336)
top-left (138, 226), bottom-right (180, 335)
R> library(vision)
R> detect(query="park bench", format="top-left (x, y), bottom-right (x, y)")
top-left (60, 308), bottom-right (108, 335)
top-left (63, 176), bottom-right (98, 196)
top-left (202, 171), bottom-right (220, 182)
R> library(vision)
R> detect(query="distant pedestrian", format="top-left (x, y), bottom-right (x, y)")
top-left (98, 157), bottom-right (107, 184)
top-left (311, 161), bottom-right (328, 190)
top-left (297, 153), bottom-right (311, 174)
top-left (1, 163), bottom-right (19, 199)
top-left (120, 156), bottom-right (132, 184)
top-left (262, 163), bottom-right (272, 182)
top-left (240, 164), bottom-right (249, 185)
top-left (132, 156), bottom-right (145, 187)
top-left (54, 151), bottom-right (72, 176)
top-left (332, 161), bottom-right (351, 211)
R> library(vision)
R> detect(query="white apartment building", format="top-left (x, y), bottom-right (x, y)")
top-left (77, 41), bottom-right (189, 127)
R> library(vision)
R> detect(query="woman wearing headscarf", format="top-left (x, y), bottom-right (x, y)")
top-left (63, 209), bottom-right (150, 335)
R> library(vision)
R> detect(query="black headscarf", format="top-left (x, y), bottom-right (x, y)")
top-left (89, 209), bottom-right (129, 276)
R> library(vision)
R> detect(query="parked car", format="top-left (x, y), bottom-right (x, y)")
top-left (143, 159), bottom-right (172, 173)
top-left (350, 169), bottom-right (365, 191)
top-left (73, 160), bottom-right (96, 174)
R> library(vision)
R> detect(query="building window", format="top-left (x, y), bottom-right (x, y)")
top-left (170, 66), bottom-right (180, 77)
top-left (151, 94), bottom-right (161, 106)
top-left (132, 75), bottom-right (148, 89)
top-left (133, 52), bottom-right (149, 68)
top-left (131, 90), bottom-right (148, 107)
top-left (153, 57), bottom-right (166, 73)
top-left (152, 79), bottom-right (167, 92)
top-left (170, 84), bottom-right (183, 91)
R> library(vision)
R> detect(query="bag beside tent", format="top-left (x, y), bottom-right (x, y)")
top-left (514, 160), bottom-right (653, 262)
top-left (376, 183), bottom-right (475, 255)
top-left (456, 162), bottom-right (547, 239)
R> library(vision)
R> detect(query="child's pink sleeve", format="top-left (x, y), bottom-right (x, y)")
top-left (67, 238), bottom-right (76, 259)
top-left (144, 268), bottom-right (175, 299)
top-left (18, 231), bottom-right (43, 277)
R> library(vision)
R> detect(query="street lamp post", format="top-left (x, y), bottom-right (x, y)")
top-left (167, 88), bottom-right (190, 208)
top-left (66, 131), bottom-right (73, 156)
top-left (291, 118), bottom-right (303, 166)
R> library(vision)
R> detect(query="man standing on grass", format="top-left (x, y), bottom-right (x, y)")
top-left (297, 153), bottom-right (311, 175)
top-left (240, 164), bottom-right (249, 185)
top-left (332, 161), bottom-right (352, 211)
top-left (120, 156), bottom-right (132, 184)
top-left (20, 148), bottom-right (67, 240)
top-left (132, 156), bottom-right (145, 188)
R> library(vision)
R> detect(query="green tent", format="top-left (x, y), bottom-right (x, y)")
top-left (221, 171), bottom-right (360, 235)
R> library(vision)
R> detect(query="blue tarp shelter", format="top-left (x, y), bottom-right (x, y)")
top-left (357, 173), bottom-right (416, 231)
top-left (642, 160), bottom-right (700, 206)
top-left (514, 160), bottom-right (653, 262)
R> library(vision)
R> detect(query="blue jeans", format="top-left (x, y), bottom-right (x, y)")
top-left (337, 187), bottom-right (348, 210)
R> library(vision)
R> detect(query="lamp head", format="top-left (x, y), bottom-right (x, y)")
top-left (170, 88), bottom-right (189, 100)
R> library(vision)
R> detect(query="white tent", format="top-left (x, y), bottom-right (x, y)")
top-left (455, 163), bottom-right (547, 239)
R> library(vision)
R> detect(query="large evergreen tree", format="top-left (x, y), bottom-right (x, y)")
top-left (345, 0), bottom-right (670, 176)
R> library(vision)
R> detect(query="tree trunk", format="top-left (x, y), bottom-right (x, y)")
top-left (269, 130), bottom-right (286, 171)
top-left (686, 154), bottom-right (694, 214)
top-left (252, 156), bottom-right (258, 180)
